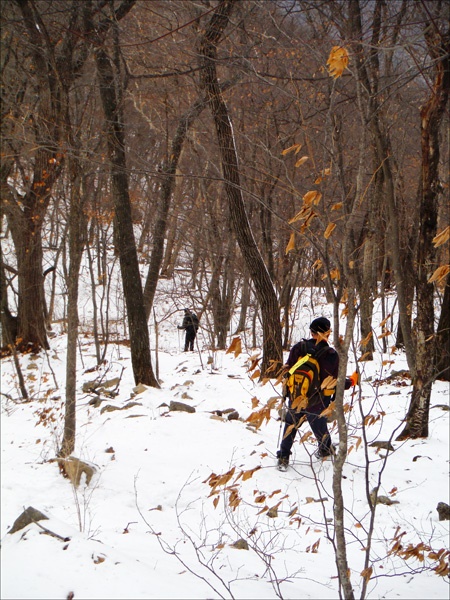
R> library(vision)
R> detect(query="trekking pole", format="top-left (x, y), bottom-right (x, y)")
top-left (277, 380), bottom-right (289, 448)
top-left (277, 397), bottom-right (286, 448)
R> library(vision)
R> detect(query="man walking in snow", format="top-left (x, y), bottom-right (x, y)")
top-left (276, 316), bottom-right (358, 469)
top-left (178, 309), bottom-right (199, 352)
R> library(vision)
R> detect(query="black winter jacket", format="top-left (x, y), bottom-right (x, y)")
top-left (286, 338), bottom-right (351, 390)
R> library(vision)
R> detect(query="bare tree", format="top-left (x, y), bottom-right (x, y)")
top-left (398, 11), bottom-right (449, 439)
top-left (91, 2), bottom-right (159, 387)
top-left (198, 0), bottom-right (283, 376)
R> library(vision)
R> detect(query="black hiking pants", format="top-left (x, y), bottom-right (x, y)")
top-left (279, 399), bottom-right (332, 458)
top-left (184, 329), bottom-right (196, 351)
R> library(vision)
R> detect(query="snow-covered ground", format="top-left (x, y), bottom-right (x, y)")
top-left (1, 286), bottom-right (449, 599)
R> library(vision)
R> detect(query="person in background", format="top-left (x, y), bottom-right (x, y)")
top-left (178, 309), bottom-right (199, 352)
top-left (276, 316), bottom-right (358, 469)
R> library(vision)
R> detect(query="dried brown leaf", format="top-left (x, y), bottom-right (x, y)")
top-left (428, 265), bottom-right (450, 283)
top-left (281, 143), bottom-right (301, 156)
top-left (303, 191), bottom-right (321, 206)
top-left (226, 337), bottom-right (242, 357)
top-left (324, 222), bottom-right (336, 239)
top-left (327, 46), bottom-right (349, 78)
top-left (295, 156), bottom-right (309, 167)
top-left (285, 232), bottom-right (295, 254)
top-left (432, 226), bottom-right (449, 248)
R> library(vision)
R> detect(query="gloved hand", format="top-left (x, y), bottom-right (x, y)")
top-left (349, 371), bottom-right (359, 387)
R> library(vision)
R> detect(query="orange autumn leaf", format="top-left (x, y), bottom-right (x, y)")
top-left (433, 226), bottom-right (449, 248)
top-left (285, 232), bottom-right (295, 254)
top-left (303, 190), bottom-right (321, 206)
top-left (295, 156), bottom-right (309, 167)
top-left (330, 268), bottom-right (340, 280)
top-left (379, 313), bottom-right (391, 328)
top-left (239, 466), bottom-right (262, 481)
top-left (226, 337), bottom-right (242, 357)
top-left (288, 206), bottom-right (309, 224)
top-left (428, 265), bottom-right (450, 283)
top-left (324, 222), bottom-right (336, 239)
top-left (359, 331), bottom-right (373, 348)
top-left (281, 143), bottom-right (302, 156)
top-left (327, 46), bottom-right (349, 78)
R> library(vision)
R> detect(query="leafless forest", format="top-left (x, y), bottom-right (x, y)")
top-left (1, 1), bottom-right (449, 449)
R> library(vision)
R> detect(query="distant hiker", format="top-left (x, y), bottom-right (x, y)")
top-left (178, 309), bottom-right (199, 352)
top-left (276, 316), bottom-right (358, 470)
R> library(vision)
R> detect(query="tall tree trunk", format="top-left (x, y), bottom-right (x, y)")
top-left (60, 171), bottom-right (88, 457)
top-left (198, 0), bottom-right (282, 376)
top-left (13, 219), bottom-right (50, 350)
top-left (94, 39), bottom-right (158, 387)
top-left (332, 281), bottom-right (357, 600)
top-left (398, 23), bottom-right (449, 439)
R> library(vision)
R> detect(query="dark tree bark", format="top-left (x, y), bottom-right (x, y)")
top-left (198, 0), bottom-right (282, 376)
top-left (1, 0), bottom-right (102, 351)
top-left (235, 271), bottom-right (251, 334)
top-left (60, 169), bottom-right (88, 458)
top-left (398, 22), bottom-right (450, 439)
top-left (94, 19), bottom-right (158, 387)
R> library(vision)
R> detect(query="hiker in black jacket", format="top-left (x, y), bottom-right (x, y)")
top-left (277, 316), bottom-right (358, 469)
top-left (178, 309), bottom-right (199, 352)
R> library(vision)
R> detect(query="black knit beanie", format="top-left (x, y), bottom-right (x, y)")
top-left (310, 317), bottom-right (331, 333)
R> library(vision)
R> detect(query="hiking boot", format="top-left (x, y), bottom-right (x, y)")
top-left (276, 453), bottom-right (289, 471)
top-left (315, 444), bottom-right (336, 459)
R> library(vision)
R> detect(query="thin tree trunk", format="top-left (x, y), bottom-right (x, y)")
top-left (236, 272), bottom-right (250, 334)
top-left (143, 98), bottom-right (207, 319)
top-left (60, 171), bottom-right (87, 458)
top-left (143, 78), bottom-right (237, 320)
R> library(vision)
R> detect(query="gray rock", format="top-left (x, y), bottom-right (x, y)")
top-left (437, 502), bottom-right (450, 521)
top-left (132, 383), bottom-right (147, 395)
top-left (100, 401), bottom-right (142, 414)
top-left (169, 400), bottom-right (196, 413)
top-left (104, 377), bottom-right (120, 389)
top-left (370, 488), bottom-right (399, 506)
top-left (8, 506), bottom-right (48, 534)
top-left (227, 411), bottom-right (239, 421)
top-left (369, 441), bottom-right (395, 451)
top-left (82, 380), bottom-right (100, 393)
top-left (231, 538), bottom-right (249, 550)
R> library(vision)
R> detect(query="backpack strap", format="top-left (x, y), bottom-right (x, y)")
top-left (288, 353), bottom-right (313, 376)
top-left (314, 345), bottom-right (331, 360)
